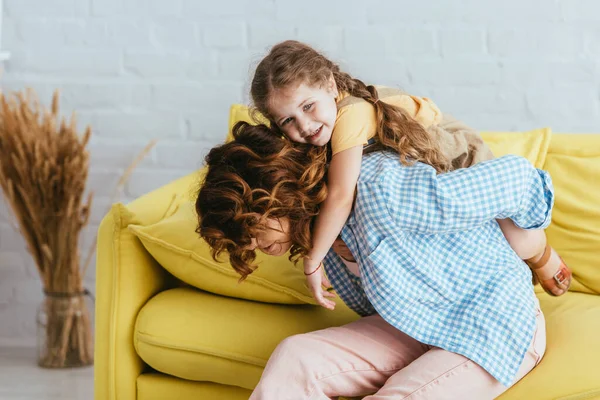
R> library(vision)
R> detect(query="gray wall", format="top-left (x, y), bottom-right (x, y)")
top-left (1, 0), bottom-right (599, 345)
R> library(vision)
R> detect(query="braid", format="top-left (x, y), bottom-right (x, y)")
top-left (333, 70), bottom-right (450, 173)
top-left (252, 40), bottom-right (451, 173)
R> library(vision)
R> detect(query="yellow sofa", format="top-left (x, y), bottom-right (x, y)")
top-left (95, 107), bottom-right (600, 400)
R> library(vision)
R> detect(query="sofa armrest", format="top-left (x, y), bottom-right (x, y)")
top-left (94, 204), bottom-right (171, 400)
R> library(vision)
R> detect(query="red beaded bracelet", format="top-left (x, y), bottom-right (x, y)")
top-left (304, 262), bottom-right (323, 276)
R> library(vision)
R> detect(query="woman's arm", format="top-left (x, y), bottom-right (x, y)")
top-left (382, 155), bottom-right (554, 234)
top-left (304, 145), bottom-right (363, 272)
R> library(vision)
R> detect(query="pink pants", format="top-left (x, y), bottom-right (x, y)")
top-left (250, 303), bottom-right (545, 400)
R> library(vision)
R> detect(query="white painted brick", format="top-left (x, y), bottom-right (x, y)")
top-left (0, 197), bottom-right (10, 221)
top-left (1, 17), bottom-right (18, 47)
top-left (0, 251), bottom-right (30, 280)
top-left (79, 224), bottom-right (101, 262)
top-left (408, 61), bottom-right (502, 86)
top-left (125, 169), bottom-right (192, 198)
top-left (367, 0), bottom-right (457, 24)
top-left (488, 27), bottom-right (584, 59)
top-left (430, 86), bottom-right (526, 115)
top-left (248, 23), bottom-right (296, 51)
top-left (91, 0), bottom-right (124, 17)
top-left (13, 280), bottom-right (43, 304)
top-left (386, 29), bottom-right (438, 57)
top-left (106, 19), bottom-right (155, 48)
top-left (88, 137), bottom-right (156, 170)
top-left (467, 113), bottom-right (536, 132)
top-left (89, 112), bottom-right (184, 140)
top-left (439, 29), bottom-right (486, 57)
top-left (141, 0), bottom-right (183, 18)
top-left (186, 111), bottom-right (232, 141)
top-left (584, 29), bottom-right (600, 57)
top-left (6, 0), bottom-right (88, 17)
top-left (500, 61), bottom-right (597, 87)
top-left (0, 304), bottom-right (38, 338)
top-left (12, 19), bottom-right (67, 48)
top-left (217, 51), bottom-right (254, 82)
top-left (87, 170), bottom-right (123, 193)
top-left (526, 85), bottom-right (599, 119)
top-left (93, 0), bottom-right (183, 17)
top-left (186, 52), bottom-right (219, 81)
top-left (368, 0), bottom-right (560, 24)
top-left (202, 22), bottom-right (246, 48)
top-left (88, 197), bottom-right (117, 225)
top-left (276, 0), bottom-right (367, 24)
top-left (0, 224), bottom-right (27, 252)
top-left (151, 82), bottom-right (243, 112)
top-left (296, 26), bottom-right (343, 54)
top-left (560, 0), bottom-right (600, 22)
top-left (124, 50), bottom-right (191, 78)
top-left (130, 84), bottom-right (154, 110)
top-left (151, 83), bottom-right (206, 111)
top-left (7, 49), bottom-right (122, 77)
top-left (343, 28), bottom-right (387, 56)
top-left (334, 56), bottom-right (410, 88)
top-left (155, 141), bottom-right (213, 169)
top-left (182, 0), bottom-right (247, 18)
top-left (182, 0), bottom-right (275, 20)
top-left (152, 20), bottom-right (199, 49)
top-left (15, 20), bottom-right (110, 48)
top-left (56, 83), bottom-right (131, 111)
top-left (64, 21), bottom-right (111, 48)
top-left (456, 0), bottom-right (560, 24)
top-left (344, 27), bottom-right (437, 57)
top-left (0, 282), bottom-right (15, 305)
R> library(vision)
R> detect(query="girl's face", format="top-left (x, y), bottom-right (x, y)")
top-left (247, 218), bottom-right (293, 256)
top-left (268, 77), bottom-right (338, 147)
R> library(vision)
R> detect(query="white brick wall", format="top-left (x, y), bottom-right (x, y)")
top-left (1, 0), bottom-right (600, 345)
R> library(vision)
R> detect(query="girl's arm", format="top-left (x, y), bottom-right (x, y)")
top-left (304, 145), bottom-right (363, 273)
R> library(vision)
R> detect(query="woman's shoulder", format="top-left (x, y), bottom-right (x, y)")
top-left (360, 152), bottom-right (437, 183)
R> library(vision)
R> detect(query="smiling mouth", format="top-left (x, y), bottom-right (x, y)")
top-left (306, 126), bottom-right (322, 140)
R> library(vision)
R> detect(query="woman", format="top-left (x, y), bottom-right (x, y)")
top-left (195, 122), bottom-right (551, 399)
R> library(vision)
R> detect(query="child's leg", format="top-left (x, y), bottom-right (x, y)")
top-left (496, 218), bottom-right (572, 296)
top-left (365, 302), bottom-right (546, 400)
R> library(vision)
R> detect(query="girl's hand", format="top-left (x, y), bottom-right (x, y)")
top-left (332, 238), bottom-right (356, 262)
top-left (305, 261), bottom-right (336, 310)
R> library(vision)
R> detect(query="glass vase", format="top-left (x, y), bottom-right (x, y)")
top-left (36, 291), bottom-right (94, 368)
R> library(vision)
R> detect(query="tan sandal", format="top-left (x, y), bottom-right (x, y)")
top-left (526, 244), bottom-right (572, 296)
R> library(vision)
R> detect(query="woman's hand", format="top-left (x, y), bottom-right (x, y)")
top-left (304, 260), bottom-right (336, 310)
top-left (333, 238), bottom-right (356, 262)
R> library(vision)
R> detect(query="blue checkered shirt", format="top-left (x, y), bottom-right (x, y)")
top-left (323, 153), bottom-right (554, 386)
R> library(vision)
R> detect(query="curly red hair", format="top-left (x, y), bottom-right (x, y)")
top-left (195, 121), bottom-right (328, 280)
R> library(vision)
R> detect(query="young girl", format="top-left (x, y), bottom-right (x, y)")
top-left (250, 40), bottom-right (571, 308)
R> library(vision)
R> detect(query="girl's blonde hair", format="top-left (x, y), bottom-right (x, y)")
top-left (251, 40), bottom-right (450, 173)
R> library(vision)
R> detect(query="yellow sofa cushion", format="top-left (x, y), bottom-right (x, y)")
top-left (498, 292), bottom-right (600, 400)
top-left (134, 287), bottom-right (600, 400)
top-left (137, 374), bottom-right (251, 400)
top-left (134, 287), bottom-right (359, 390)
top-left (542, 133), bottom-right (600, 295)
top-left (129, 201), bottom-right (318, 305)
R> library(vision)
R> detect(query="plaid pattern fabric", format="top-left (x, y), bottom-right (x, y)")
top-left (324, 153), bottom-right (554, 386)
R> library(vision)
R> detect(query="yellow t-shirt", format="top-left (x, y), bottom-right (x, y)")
top-left (331, 86), bottom-right (443, 155)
